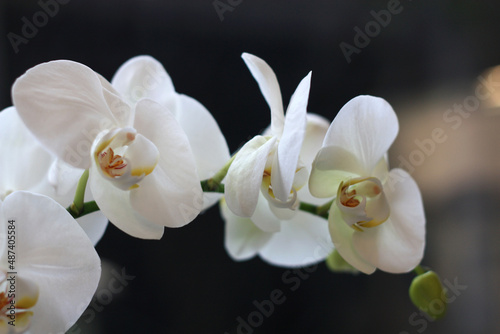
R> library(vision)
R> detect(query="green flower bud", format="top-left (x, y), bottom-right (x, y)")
top-left (409, 270), bottom-right (447, 319)
top-left (325, 249), bottom-right (359, 274)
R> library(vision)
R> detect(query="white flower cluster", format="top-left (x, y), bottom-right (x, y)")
top-left (0, 53), bottom-right (426, 332)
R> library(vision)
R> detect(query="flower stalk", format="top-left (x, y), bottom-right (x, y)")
top-left (201, 154), bottom-right (236, 193)
top-left (298, 199), bottom-right (332, 219)
top-left (68, 169), bottom-right (90, 217)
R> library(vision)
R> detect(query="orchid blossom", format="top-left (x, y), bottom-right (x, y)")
top-left (12, 59), bottom-right (204, 239)
top-left (309, 95), bottom-right (426, 274)
top-left (221, 114), bottom-right (333, 267)
top-left (225, 53), bottom-right (311, 228)
top-left (110, 56), bottom-right (230, 208)
top-left (0, 191), bottom-right (100, 334)
top-left (0, 107), bottom-right (107, 244)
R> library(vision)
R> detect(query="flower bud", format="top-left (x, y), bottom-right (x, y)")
top-left (325, 249), bottom-right (359, 274)
top-left (409, 270), bottom-right (447, 319)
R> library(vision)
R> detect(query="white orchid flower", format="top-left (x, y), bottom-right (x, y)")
top-left (12, 59), bottom-right (203, 239)
top-left (225, 53), bottom-right (311, 227)
top-left (309, 96), bottom-right (426, 274)
top-left (110, 56), bottom-right (230, 209)
top-left (0, 107), bottom-right (107, 245)
top-left (0, 191), bottom-right (100, 334)
top-left (221, 114), bottom-right (333, 267)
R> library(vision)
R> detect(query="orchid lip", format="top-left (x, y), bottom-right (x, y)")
top-left (93, 127), bottom-right (159, 191)
top-left (261, 171), bottom-right (299, 210)
top-left (336, 176), bottom-right (390, 232)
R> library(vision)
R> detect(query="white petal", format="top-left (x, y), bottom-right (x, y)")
top-left (12, 60), bottom-right (126, 169)
top-left (0, 107), bottom-right (53, 195)
top-left (259, 210), bottom-right (332, 267)
top-left (221, 198), bottom-right (272, 261)
top-left (299, 113), bottom-right (331, 166)
top-left (202, 192), bottom-right (224, 211)
top-left (130, 99), bottom-right (203, 227)
top-left (0, 191), bottom-right (100, 334)
top-left (352, 169), bottom-right (426, 273)
top-left (225, 136), bottom-right (277, 217)
top-left (89, 163), bottom-right (164, 239)
top-left (47, 158), bottom-right (84, 197)
top-left (0, 112), bottom-right (109, 244)
top-left (100, 80), bottom-right (134, 128)
top-left (43, 160), bottom-right (109, 245)
top-left (328, 202), bottom-right (376, 274)
top-left (251, 192), bottom-right (281, 232)
top-left (175, 94), bottom-right (230, 181)
top-left (241, 53), bottom-right (285, 136)
top-left (309, 145), bottom-right (362, 198)
top-left (111, 55), bottom-right (176, 107)
top-left (272, 72), bottom-right (311, 201)
top-left (75, 211), bottom-right (109, 245)
top-left (322, 95), bottom-right (398, 174)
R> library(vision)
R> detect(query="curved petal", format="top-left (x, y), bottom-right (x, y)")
top-left (202, 192), bottom-right (224, 211)
top-left (259, 210), bottom-right (332, 267)
top-left (251, 192), bottom-right (281, 232)
top-left (12, 60), bottom-right (125, 169)
top-left (175, 94), bottom-right (230, 180)
top-left (309, 146), bottom-right (362, 198)
top-left (47, 158), bottom-right (85, 197)
top-left (75, 211), bottom-right (109, 245)
top-left (221, 198), bottom-right (272, 261)
top-left (42, 160), bottom-right (109, 245)
top-left (352, 169), bottom-right (426, 273)
top-left (100, 80), bottom-right (134, 128)
top-left (273, 72), bottom-right (311, 202)
top-left (299, 113), bottom-right (330, 166)
top-left (0, 110), bottom-right (108, 244)
top-left (0, 107), bottom-right (53, 195)
top-left (323, 95), bottom-right (398, 174)
top-left (130, 99), bottom-right (203, 227)
top-left (241, 53), bottom-right (284, 136)
top-left (0, 191), bottom-right (100, 334)
top-left (90, 162), bottom-right (164, 239)
top-left (224, 135), bottom-right (277, 217)
top-left (111, 55), bottom-right (176, 107)
top-left (328, 202), bottom-right (376, 274)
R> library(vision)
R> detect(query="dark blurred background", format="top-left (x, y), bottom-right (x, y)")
top-left (2, 0), bottom-right (500, 333)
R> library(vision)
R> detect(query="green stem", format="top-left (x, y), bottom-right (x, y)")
top-left (68, 170), bottom-right (89, 217)
top-left (413, 264), bottom-right (426, 276)
top-left (200, 154), bottom-right (236, 193)
top-left (298, 199), bottom-right (333, 220)
top-left (68, 200), bottom-right (100, 219)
